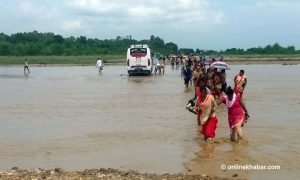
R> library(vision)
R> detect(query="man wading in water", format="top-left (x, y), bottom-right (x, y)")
top-left (183, 65), bottom-right (193, 88)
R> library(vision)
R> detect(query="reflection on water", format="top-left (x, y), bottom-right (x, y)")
top-left (0, 74), bottom-right (27, 79)
top-left (0, 65), bottom-right (300, 179)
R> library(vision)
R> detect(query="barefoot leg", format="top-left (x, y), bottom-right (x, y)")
top-left (230, 128), bottom-right (237, 142)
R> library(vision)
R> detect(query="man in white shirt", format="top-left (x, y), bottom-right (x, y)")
top-left (96, 58), bottom-right (103, 74)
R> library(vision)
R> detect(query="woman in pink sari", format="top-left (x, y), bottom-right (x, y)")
top-left (219, 86), bottom-right (250, 142)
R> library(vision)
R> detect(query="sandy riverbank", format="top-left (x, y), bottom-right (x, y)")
top-left (0, 56), bottom-right (300, 67)
top-left (0, 168), bottom-right (227, 180)
top-left (224, 57), bottom-right (300, 65)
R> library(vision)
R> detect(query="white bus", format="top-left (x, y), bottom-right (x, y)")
top-left (126, 44), bottom-right (153, 75)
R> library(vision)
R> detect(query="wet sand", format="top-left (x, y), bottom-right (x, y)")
top-left (0, 64), bottom-right (299, 179)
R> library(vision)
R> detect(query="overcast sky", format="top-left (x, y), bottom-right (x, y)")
top-left (1, 0), bottom-right (300, 50)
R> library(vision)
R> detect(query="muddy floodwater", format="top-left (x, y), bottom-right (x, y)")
top-left (0, 64), bottom-right (299, 179)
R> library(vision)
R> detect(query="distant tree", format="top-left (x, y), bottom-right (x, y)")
top-left (116, 36), bottom-right (122, 41)
top-left (149, 35), bottom-right (165, 51)
top-left (77, 36), bottom-right (87, 44)
top-left (54, 35), bottom-right (64, 43)
top-left (287, 46), bottom-right (296, 54)
top-left (0, 42), bottom-right (12, 55)
top-left (179, 48), bottom-right (194, 55)
top-left (165, 42), bottom-right (178, 53)
top-left (205, 50), bottom-right (218, 55)
top-left (0, 33), bottom-right (8, 41)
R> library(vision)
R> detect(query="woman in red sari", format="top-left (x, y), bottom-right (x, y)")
top-left (219, 86), bottom-right (250, 142)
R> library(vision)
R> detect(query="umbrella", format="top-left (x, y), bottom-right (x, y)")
top-left (204, 60), bottom-right (212, 65)
top-left (210, 61), bottom-right (231, 70)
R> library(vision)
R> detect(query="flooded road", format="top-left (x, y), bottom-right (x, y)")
top-left (0, 64), bottom-right (300, 179)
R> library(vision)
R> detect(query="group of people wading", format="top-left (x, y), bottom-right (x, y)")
top-left (185, 60), bottom-right (250, 143)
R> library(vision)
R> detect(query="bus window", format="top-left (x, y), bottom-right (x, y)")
top-left (130, 48), bottom-right (147, 57)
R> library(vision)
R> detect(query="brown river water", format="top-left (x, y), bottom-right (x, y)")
top-left (0, 64), bottom-right (299, 179)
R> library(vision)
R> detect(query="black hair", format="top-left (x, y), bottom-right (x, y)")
top-left (196, 77), bottom-right (205, 86)
top-left (200, 86), bottom-right (207, 93)
top-left (198, 77), bottom-right (205, 82)
top-left (225, 86), bottom-right (234, 96)
top-left (240, 69), bottom-right (244, 74)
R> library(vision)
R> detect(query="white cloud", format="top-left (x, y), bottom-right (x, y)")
top-left (178, 0), bottom-right (194, 8)
top-left (256, 1), bottom-right (300, 12)
top-left (18, 1), bottom-right (60, 20)
top-left (69, 0), bottom-right (124, 15)
top-left (19, 2), bottom-right (34, 14)
top-left (66, 0), bottom-right (226, 26)
top-left (63, 20), bottom-right (82, 30)
top-left (128, 5), bottom-right (162, 17)
top-left (57, 0), bottom-right (228, 47)
top-left (211, 11), bottom-right (226, 25)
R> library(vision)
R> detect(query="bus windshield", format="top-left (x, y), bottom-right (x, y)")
top-left (130, 48), bottom-right (147, 57)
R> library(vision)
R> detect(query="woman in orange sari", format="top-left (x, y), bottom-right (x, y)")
top-left (195, 86), bottom-right (218, 143)
top-left (234, 70), bottom-right (247, 98)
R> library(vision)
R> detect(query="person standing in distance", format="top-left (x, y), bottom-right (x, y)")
top-left (24, 58), bottom-right (30, 74)
top-left (96, 58), bottom-right (103, 74)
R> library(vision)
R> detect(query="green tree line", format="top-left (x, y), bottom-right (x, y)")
top-left (0, 31), bottom-right (299, 56)
top-left (179, 43), bottom-right (300, 55)
top-left (0, 31), bottom-right (178, 56)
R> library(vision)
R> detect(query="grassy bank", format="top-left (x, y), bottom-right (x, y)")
top-left (0, 55), bottom-right (126, 65)
top-left (224, 54), bottom-right (300, 64)
top-left (225, 54), bottom-right (300, 58)
top-left (1, 54), bottom-right (300, 65)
